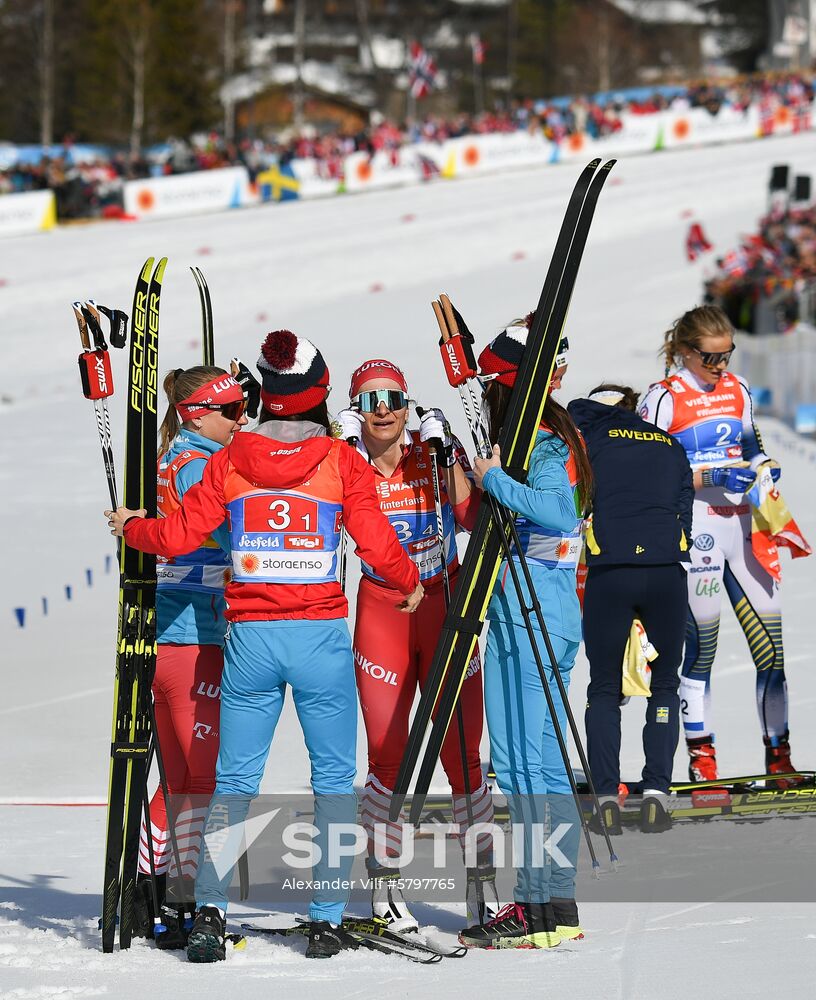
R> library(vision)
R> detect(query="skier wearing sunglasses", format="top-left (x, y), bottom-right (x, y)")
top-left (129, 366), bottom-right (248, 946)
top-left (336, 359), bottom-right (495, 932)
top-left (639, 305), bottom-right (801, 785)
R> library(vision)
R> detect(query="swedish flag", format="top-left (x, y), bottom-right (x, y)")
top-left (258, 162), bottom-right (301, 203)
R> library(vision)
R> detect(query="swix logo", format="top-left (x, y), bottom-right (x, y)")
top-left (196, 682), bottom-right (221, 700)
top-left (354, 650), bottom-right (398, 686)
top-left (285, 535), bottom-right (324, 550)
top-left (193, 722), bottom-right (213, 741)
top-left (94, 354), bottom-right (108, 394)
top-left (444, 342), bottom-right (462, 378)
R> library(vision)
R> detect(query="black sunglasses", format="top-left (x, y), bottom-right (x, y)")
top-left (353, 389), bottom-right (410, 413)
top-left (692, 345), bottom-right (735, 367)
top-left (198, 399), bottom-right (247, 421)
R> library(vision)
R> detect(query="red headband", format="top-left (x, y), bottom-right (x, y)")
top-left (176, 375), bottom-right (244, 420)
top-left (349, 359), bottom-right (408, 399)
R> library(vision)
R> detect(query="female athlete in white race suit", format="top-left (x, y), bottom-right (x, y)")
top-left (639, 305), bottom-right (800, 785)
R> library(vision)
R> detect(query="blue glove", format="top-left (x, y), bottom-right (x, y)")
top-left (701, 466), bottom-right (756, 493)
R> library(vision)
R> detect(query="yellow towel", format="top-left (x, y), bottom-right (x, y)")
top-left (622, 619), bottom-right (658, 697)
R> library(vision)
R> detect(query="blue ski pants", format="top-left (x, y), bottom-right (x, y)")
top-left (195, 619), bottom-right (358, 923)
top-left (484, 618), bottom-right (580, 904)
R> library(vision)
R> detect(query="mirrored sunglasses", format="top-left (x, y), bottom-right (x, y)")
top-left (693, 345), bottom-right (735, 367)
top-left (353, 389), bottom-right (410, 413)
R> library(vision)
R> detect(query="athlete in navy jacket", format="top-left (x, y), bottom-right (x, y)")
top-left (568, 386), bottom-right (693, 834)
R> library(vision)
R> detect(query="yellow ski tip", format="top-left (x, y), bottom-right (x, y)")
top-left (152, 257), bottom-right (168, 282)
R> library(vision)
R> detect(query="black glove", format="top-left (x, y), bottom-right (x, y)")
top-left (231, 357), bottom-right (261, 419)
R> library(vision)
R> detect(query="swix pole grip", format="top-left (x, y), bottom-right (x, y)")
top-left (439, 335), bottom-right (477, 387)
top-left (78, 348), bottom-right (114, 400)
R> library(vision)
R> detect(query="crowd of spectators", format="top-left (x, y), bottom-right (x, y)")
top-left (705, 200), bottom-right (816, 334)
top-left (2, 71), bottom-right (814, 220)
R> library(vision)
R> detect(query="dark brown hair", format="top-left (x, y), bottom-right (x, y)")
top-left (484, 380), bottom-right (593, 511)
top-left (588, 383), bottom-right (640, 411)
top-left (158, 366), bottom-right (229, 456)
top-left (258, 399), bottom-right (331, 432)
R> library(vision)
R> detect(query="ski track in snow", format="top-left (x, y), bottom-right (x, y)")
top-left (1, 132), bottom-right (815, 998)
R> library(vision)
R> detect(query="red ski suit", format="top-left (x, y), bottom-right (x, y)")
top-left (353, 432), bottom-right (490, 859)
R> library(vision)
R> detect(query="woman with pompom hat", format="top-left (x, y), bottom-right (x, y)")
top-left (106, 329), bottom-right (423, 963)
top-left (458, 314), bottom-right (592, 951)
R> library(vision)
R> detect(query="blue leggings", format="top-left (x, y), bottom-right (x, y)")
top-left (195, 619), bottom-right (358, 923)
top-left (484, 618), bottom-right (580, 904)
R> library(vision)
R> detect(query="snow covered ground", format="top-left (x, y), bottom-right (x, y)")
top-left (1, 132), bottom-right (815, 998)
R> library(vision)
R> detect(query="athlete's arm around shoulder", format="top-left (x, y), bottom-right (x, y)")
top-left (338, 444), bottom-right (419, 596)
top-left (121, 449), bottom-right (230, 556)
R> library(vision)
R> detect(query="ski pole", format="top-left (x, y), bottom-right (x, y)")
top-left (416, 406), bottom-right (482, 918)
top-left (432, 295), bottom-right (617, 867)
top-left (502, 510), bottom-right (618, 866)
top-left (73, 301), bottom-right (119, 510)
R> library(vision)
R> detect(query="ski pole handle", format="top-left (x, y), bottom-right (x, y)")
top-left (432, 296), bottom-right (478, 387)
top-left (415, 405), bottom-right (443, 458)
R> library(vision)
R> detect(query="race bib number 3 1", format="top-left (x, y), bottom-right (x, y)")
top-left (228, 491), bottom-right (342, 583)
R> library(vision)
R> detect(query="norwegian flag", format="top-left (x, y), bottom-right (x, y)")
top-left (470, 33), bottom-right (486, 66)
top-left (408, 41), bottom-right (439, 100)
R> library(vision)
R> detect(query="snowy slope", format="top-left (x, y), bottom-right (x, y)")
top-left (1, 133), bottom-right (815, 998)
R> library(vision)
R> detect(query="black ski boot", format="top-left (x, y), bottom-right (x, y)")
top-left (588, 797), bottom-right (622, 836)
top-left (132, 872), bottom-right (166, 939)
top-left (186, 906), bottom-right (226, 963)
top-left (305, 921), bottom-right (361, 959)
top-left (465, 864), bottom-right (500, 927)
top-left (640, 791), bottom-right (672, 833)
top-left (155, 904), bottom-right (192, 950)
top-left (459, 901), bottom-right (560, 950)
top-left (550, 897), bottom-right (584, 941)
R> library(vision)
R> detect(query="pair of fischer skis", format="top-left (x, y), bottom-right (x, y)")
top-left (390, 160), bottom-right (617, 868)
top-left (74, 261), bottom-right (220, 951)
